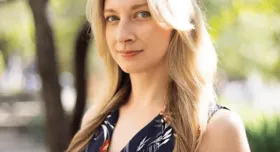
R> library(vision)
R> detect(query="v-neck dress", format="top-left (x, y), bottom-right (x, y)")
top-left (84, 104), bottom-right (229, 152)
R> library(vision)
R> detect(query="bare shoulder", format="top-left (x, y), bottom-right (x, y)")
top-left (198, 109), bottom-right (251, 152)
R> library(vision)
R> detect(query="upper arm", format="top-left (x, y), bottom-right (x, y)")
top-left (197, 109), bottom-right (251, 152)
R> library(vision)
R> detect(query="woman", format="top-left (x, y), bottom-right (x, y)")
top-left (67, 0), bottom-right (251, 151)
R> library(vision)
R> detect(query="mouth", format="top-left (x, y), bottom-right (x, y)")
top-left (118, 50), bottom-right (143, 58)
top-left (118, 50), bottom-right (143, 53)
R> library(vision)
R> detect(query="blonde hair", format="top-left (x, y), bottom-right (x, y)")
top-left (67, 0), bottom-right (218, 151)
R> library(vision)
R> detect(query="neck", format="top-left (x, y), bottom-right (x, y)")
top-left (126, 62), bottom-right (169, 109)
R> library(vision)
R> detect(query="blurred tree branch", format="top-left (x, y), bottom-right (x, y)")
top-left (28, 0), bottom-right (70, 151)
top-left (71, 22), bottom-right (91, 137)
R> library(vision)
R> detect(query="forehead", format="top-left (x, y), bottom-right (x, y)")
top-left (104, 0), bottom-right (148, 10)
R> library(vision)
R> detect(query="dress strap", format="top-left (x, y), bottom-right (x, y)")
top-left (207, 104), bottom-right (230, 123)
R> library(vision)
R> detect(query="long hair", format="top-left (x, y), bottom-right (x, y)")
top-left (67, 0), bottom-right (218, 151)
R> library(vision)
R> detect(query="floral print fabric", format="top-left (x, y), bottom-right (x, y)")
top-left (85, 104), bottom-right (228, 152)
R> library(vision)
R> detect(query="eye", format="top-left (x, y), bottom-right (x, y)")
top-left (105, 16), bottom-right (119, 22)
top-left (136, 11), bottom-right (151, 18)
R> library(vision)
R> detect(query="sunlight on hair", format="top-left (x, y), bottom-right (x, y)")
top-left (149, 0), bottom-right (195, 31)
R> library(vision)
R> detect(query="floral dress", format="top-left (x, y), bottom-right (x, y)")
top-left (84, 104), bottom-right (229, 152)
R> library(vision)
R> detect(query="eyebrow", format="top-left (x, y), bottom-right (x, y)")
top-left (104, 3), bottom-right (148, 13)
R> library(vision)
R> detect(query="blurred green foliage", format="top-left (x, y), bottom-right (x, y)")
top-left (246, 116), bottom-right (280, 152)
top-left (204, 0), bottom-right (280, 80)
top-left (0, 0), bottom-right (88, 72)
top-left (0, 1), bottom-right (34, 60)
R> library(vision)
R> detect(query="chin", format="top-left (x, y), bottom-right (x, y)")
top-left (119, 65), bottom-right (146, 74)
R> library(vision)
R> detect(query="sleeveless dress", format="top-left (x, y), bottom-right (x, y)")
top-left (85, 104), bottom-right (229, 152)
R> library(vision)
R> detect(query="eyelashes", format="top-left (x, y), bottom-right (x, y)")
top-left (104, 11), bottom-right (151, 23)
top-left (136, 11), bottom-right (151, 18)
top-left (105, 15), bottom-right (119, 22)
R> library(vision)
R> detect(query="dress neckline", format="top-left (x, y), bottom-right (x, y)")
top-left (108, 107), bottom-right (165, 152)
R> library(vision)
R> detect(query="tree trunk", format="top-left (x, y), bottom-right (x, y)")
top-left (28, 0), bottom-right (70, 152)
top-left (71, 22), bottom-right (91, 137)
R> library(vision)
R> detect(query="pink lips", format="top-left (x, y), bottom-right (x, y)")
top-left (119, 50), bottom-right (143, 58)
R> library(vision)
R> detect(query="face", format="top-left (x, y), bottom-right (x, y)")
top-left (104, 0), bottom-right (172, 73)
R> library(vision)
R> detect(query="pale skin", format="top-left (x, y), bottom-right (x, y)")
top-left (198, 109), bottom-right (251, 152)
top-left (104, 0), bottom-right (171, 151)
top-left (101, 0), bottom-right (251, 151)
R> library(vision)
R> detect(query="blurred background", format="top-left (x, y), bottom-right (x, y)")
top-left (0, 0), bottom-right (279, 152)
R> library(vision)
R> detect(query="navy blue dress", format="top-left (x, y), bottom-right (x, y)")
top-left (85, 104), bottom-right (229, 152)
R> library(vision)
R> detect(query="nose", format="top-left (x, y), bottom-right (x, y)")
top-left (116, 20), bottom-right (136, 44)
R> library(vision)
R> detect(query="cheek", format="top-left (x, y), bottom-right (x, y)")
top-left (105, 27), bottom-right (117, 56)
top-left (139, 21), bottom-right (171, 44)
top-left (156, 30), bottom-right (172, 49)
top-left (144, 26), bottom-right (172, 54)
